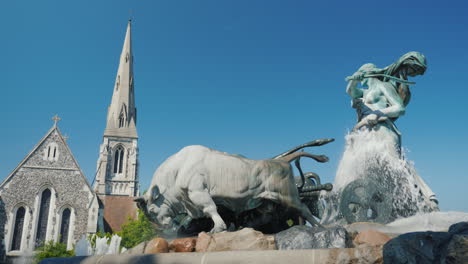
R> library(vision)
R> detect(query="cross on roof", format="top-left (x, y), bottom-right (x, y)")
top-left (52, 115), bottom-right (61, 126)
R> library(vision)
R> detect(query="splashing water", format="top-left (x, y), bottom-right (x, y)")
top-left (75, 234), bottom-right (123, 256)
top-left (106, 235), bottom-right (122, 255)
top-left (94, 236), bottom-right (109, 255)
top-left (321, 129), bottom-right (438, 224)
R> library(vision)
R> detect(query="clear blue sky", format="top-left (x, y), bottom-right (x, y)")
top-left (1, 1), bottom-right (467, 211)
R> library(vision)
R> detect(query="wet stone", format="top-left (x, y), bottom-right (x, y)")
top-left (145, 237), bottom-right (169, 254)
top-left (275, 225), bottom-right (349, 250)
top-left (169, 237), bottom-right (197, 252)
top-left (353, 229), bottom-right (391, 247)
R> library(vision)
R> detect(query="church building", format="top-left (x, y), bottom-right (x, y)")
top-left (0, 117), bottom-right (100, 257)
top-left (0, 20), bottom-right (141, 260)
top-left (93, 20), bottom-right (139, 233)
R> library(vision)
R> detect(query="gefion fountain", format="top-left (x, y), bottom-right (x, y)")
top-left (320, 52), bottom-right (439, 226)
top-left (40, 52), bottom-right (468, 264)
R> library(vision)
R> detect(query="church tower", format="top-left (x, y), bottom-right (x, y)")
top-left (95, 20), bottom-right (139, 198)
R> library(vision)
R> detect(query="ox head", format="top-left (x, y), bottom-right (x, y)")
top-left (134, 185), bottom-right (176, 230)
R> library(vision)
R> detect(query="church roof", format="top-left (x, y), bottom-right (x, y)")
top-left (0, 116), bottom-right (96, 206)
top-left (101, 196), bottom-right (138, 232)
top-left (104, 20), bottom-right (138, 139)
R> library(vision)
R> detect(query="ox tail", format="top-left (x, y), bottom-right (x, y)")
top-left (271, 138), bottom-right (334, 160)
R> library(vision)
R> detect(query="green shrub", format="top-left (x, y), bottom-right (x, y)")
top-left (34, 240), bottom-right (74, 263)
top-left (117, 209), bottom-right (158, 249)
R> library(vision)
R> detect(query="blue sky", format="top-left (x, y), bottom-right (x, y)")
top-left (1, 1), bottom-right (467, 211)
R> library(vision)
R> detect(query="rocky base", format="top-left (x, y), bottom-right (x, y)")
top-left (40, 222), bottom-right (468, 264)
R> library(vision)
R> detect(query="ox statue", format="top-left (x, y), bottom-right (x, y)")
top-left (135, 139), bottom-right (333, 234)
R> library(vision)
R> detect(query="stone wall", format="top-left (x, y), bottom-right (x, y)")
top-left (0, 128), bottom-right (97, 253)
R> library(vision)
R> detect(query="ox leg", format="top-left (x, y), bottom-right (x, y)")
top-left (188, 190), bottom-right (227, 233)
top-left (298, 203), bottom-right (322, 227)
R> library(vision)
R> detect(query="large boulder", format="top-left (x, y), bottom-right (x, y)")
top-left (275, 225), bottom-right (350, 250)
top-left (441, 235), bottom-right (468, 264)
top-left (383, 221), bottom-right (468, 263)
top-left (195, 228), bottom-right (276, 252)
top-left (383, 231), bottom-right (451, 263)
top-left (448, 221), bottom-right (468, 235)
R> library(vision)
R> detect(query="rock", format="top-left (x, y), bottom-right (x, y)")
top-left (448, 221), bottom-right (468, 235)
top-left (121, 241), bottom-right (147, 254)
top-left (383, 231), bottom-right (452, 264)
top-left (145, 237), bottom-right (169, 254)
top-left (328, 246), bottom-right (384, 264)
top-left (275, 225), bottom-right (349, 250)
top-left (442, 235), bottom-right (468, 264)
top-left (195, 228), bottom-right (276, 252)
top-left (353, 229), bottom-right (391, 247)
top-left (169, 237), bottom-right (197, 252)
top-left (195, 232), bottom-right (212, 252)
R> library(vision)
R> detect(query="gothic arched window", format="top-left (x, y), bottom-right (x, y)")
top-left (35, 189), bottom-right (51, 248)
top-left (11, 207), bottom-right (26, 251)
top-left (59, 208), bottom-right (71, 244)
top-left (118, 113), bottom-right (125, 128)
top-left (44, 143), bottom-right (59, 162)
top-left (113, 146), bottom-right (124, 174)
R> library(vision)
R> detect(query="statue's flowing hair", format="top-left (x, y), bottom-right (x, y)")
top-left (355, 52), bottom-right (427, 106)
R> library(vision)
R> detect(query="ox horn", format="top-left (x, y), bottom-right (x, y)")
top-left (134, 196), bottom-right (147, 211)
top-left (134, 196), bottom-right (145, 203)
top-left (279, 151), bottom-right (329, 163)
top-left (272, 138), bottom-right (334, 159)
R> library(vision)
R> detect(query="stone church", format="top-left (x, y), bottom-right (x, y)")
top-left (93, 19), bottom-right (139, 233)
top-left (0, 119), bottom-right (100, 257)
top-left (0, 20), bottom-right (139, 260)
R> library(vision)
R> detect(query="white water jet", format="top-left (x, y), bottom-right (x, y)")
top-left (321, 129), bottom-right (438, 224)
top-left (107, 235), bottom-right (122, 255)
top-left (75, 234), bottom-right (123, 256)
top-left (94, 236), bottom-right (109, 255)
top-left (334, 129), bottom-right (402, 190)
top-left (386, 211), bottom-right (468, 233)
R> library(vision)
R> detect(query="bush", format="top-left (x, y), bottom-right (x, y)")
top-left (34, 240), bottom-right (74, 263)
top-left (117, 209), bottom-right (158, 249)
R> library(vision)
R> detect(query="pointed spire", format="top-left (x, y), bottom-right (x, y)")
top-left (104, 20), bottom-right (138, 138)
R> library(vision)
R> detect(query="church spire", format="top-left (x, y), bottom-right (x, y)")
top-left (104, 20), bottom-right (137, 138)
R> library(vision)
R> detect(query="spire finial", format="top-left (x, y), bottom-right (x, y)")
top-left (52, 114), bottom-right (61, 127)
top-left (129, 9), bottom-right (133, 22)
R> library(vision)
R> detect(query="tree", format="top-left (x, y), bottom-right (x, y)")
top-left (34, 240), bottom-right (74, 264)
top-left (117, 209), bottom-right (158, 249)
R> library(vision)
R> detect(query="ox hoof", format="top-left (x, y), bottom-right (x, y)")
top-left (210, 224), bottom-right (227, 233)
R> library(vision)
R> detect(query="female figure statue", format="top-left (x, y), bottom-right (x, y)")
top-left (326, 52), bottom-right (438, 225)
top-left (345, 52), bottom-right (436, 202)
top-left (346, 51), bottom-right (427, 150)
